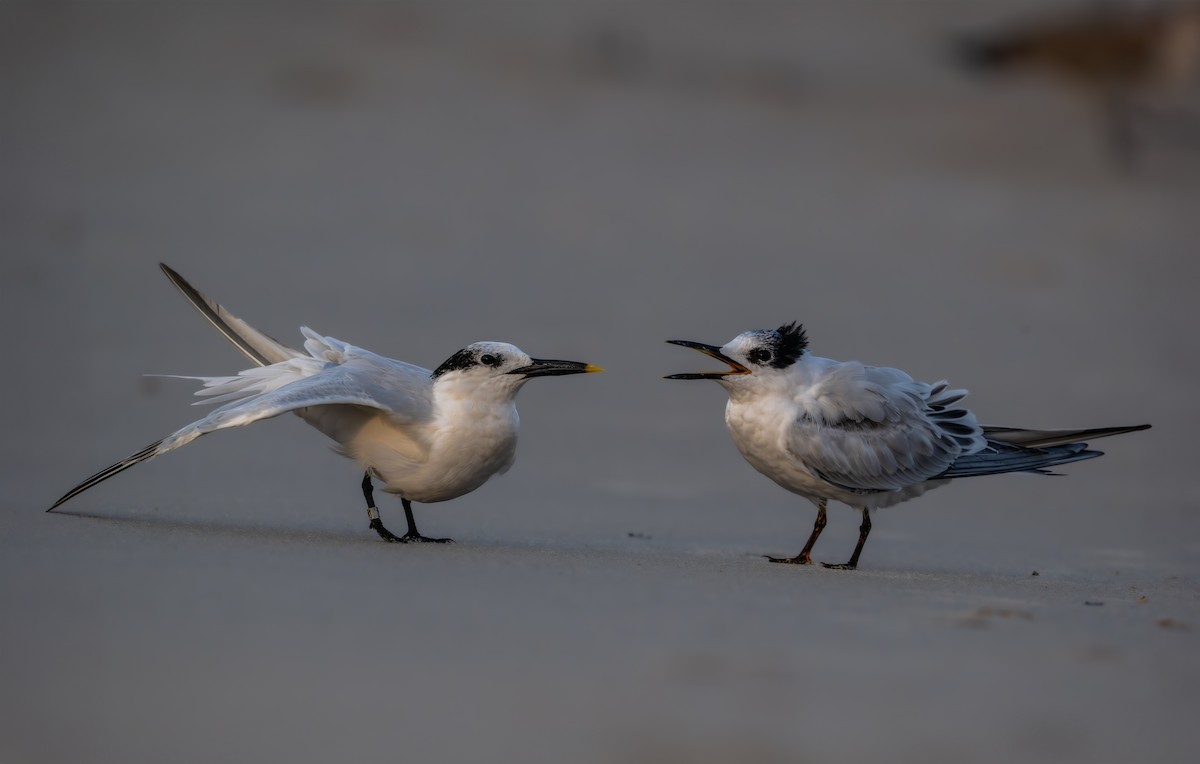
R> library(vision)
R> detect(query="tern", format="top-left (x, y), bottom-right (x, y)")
top-left (667, 322), bottom-right (1149, 570)
top-left (48, 264), bottom-right (603, 543)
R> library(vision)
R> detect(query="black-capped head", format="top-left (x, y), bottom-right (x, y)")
top-left (665, 321), bottom-right (808, 381)
top-left (432, 341), bottom-right (602, 386)
top-left (744, 321), bottom-right (808, 370)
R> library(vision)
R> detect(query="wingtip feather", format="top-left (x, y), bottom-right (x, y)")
top-left (158, 264), bottom-right (298, 367)
top-left (46, 440), bottom-right (165, 511)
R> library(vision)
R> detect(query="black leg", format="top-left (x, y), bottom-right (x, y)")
top-left (361, 472), bottom-right (453, 544)
top-left (822, 507), bottom-right (871, 571)
top-left (361, 472), bottom-right (376, 508)
top-left (397, 498), bottom-right (454, 544)
top-left (363, 472), bottom-right (402, 542)
top-left (767, 500), bottom-right (826, 565)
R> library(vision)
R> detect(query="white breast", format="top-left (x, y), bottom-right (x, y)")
top-left (344, 397), bottom-right (520, 504)
top-left (724, 395), bottom-right (831, 506)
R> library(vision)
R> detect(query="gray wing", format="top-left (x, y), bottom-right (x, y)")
top-left (937, 440), bottom-right (1100, 478)
top-left (179, 353), bottom-right (435, 446)
top-left (787, 362), bottom-right (983, 493)
top-left (182, 331), bottom-right (435, 428)
top-left (327, 348), bottom-right (434, 427)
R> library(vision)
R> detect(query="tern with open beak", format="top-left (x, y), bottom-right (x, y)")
top-left (667, 322), bottom-right (1149, 569)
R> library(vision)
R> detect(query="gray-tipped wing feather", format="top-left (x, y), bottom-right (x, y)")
top-left (159, 263), bottom-right (300, 367)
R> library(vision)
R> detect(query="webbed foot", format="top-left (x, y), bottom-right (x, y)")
top-left (820, 561), bottom-right (857, 571)
top-left (766, 553), bottom-right (812, 565)
top-left (370, 518), bottom-right (454, 544)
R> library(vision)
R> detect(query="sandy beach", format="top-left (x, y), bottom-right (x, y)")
top-left (2, 2), bottom-right (1198, 762)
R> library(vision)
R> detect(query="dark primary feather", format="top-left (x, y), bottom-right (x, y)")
top-left (47, 440), bottom-right (165, 511)
top-left (50, 264), bottom-right (290, 513)
top-left (939, 424), bottom-right (1151, 479)
top-left (159, 263), bottom-right (296, 367)
top-left (982, 424), bottom-right (1150, 448)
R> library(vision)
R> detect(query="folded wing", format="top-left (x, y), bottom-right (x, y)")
top-left (788, 362), bottom-right (984, 493)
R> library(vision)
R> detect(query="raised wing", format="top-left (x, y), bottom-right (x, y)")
top-left (160, 263), bottom-right (301, 366)
top-left (159, 362), bottom-right (430, 452)
top-left (298, 333), bottom-right (435, 428)
top-left (787, 362), bottom-right (984, 493)
top-left (187, 329), bottom-right (434, 426)
top-left (48, 335), bottom-right (435, 511)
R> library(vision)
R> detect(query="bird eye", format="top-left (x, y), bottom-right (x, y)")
top-left (748, 348), bottom-right (772, 365)
top-left (480, 353), bottom-right (501, 367)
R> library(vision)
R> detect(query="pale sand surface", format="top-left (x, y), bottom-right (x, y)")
top-left (2, 3), bottom-right (1198, 762)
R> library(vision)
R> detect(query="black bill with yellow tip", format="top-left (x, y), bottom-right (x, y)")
top-left (509, 359), bottom-right (605, 378)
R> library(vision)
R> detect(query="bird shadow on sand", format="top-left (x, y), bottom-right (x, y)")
top-left (43, 507), bottom-right (609, 558)
top-left (45, 507), bottom-right (379, 547)
top-left (41, 507), bottom-right (786, 566)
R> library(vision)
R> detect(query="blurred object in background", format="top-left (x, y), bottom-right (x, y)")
top-left (954, 2), bottom-right (1200, 168)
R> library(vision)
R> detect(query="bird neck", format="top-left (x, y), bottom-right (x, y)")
top-left (432, 376), bottom-right (523, 414)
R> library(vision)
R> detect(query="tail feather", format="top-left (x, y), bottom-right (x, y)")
top-left (159, 263), bottom-right (299, 367)
top-left (47, 440), bottom-right (165, 512)
top-left (983, 424), bottom-right (1150, 448)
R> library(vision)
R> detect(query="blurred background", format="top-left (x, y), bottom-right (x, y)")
top-left (2, 2), bottom-right (1198, 763)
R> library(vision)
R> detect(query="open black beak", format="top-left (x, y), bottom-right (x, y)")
top-left (508, 358), bottom-right (604, 378)
top-left (664, 340), bottom-right (749, 380)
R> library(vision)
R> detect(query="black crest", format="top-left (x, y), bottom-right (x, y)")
top-left (432, 348), bottom-right (478, 378)
top-left (771, 321), bottom-right (808, 368)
